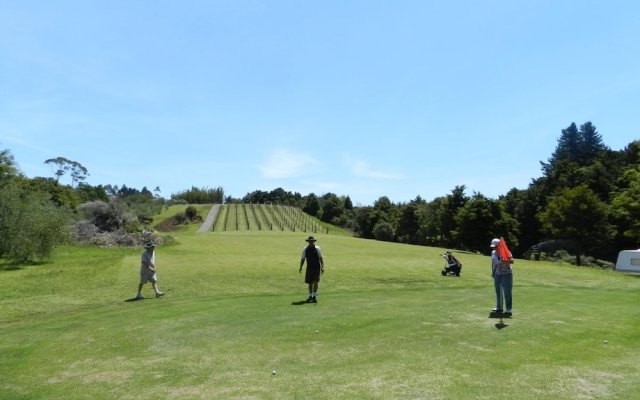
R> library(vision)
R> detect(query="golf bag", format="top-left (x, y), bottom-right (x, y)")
top-left (441, 251), bottom-right (462, 276)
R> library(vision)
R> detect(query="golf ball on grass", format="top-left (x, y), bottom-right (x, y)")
top-left (272, 370), bottom-right (277, 375)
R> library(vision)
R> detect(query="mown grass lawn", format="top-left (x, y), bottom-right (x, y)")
top-left (1, 216), bottom-right (639, 399)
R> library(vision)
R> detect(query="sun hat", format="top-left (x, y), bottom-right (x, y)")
top-left (490, 238), bottom-right (500, 248)
top-left (144, 240), bottom-right (156, 249)
top-left (305, 236), bottom-right (317, 242)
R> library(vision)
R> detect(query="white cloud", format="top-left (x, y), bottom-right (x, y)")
top-left (300, 179), bottom-right (342, 193)
top-left (258, 148), bottom-right (317, 179)
top-left (344, 155), bottom-right (405, 180)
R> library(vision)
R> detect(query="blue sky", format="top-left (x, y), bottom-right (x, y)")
top-left (1, 1), bottom-right (638, 206)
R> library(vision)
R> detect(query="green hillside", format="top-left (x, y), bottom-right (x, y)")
top-left (1, 212), bottom-right (639, 399)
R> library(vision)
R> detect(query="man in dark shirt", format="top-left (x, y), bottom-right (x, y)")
top-left (299, 236), bottom-right (325, 303)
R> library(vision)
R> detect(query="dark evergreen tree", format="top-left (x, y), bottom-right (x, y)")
top-left (303, 193), bottom-right (320, 216)
top-left (320, 193), bottom-right (343, 223)
top-left (542, 122), bottom-right (581, 174)
top-left (578, 121), bottom-right (608, 164)
top-left (418, 196), bottom-right (445, 246)
top-left (501, 187), bottom-right (543, 256)
top-left (455, 193), bottom-right (518, 253)
top-left (344, 195), bottom-right (353, 211)
top-left (440, 185), bottom-right (468, 247)
top-left (538, 185), bottom-right (613, 265)
top-left (396, 198), bottom-right (423, 244)
top-left (373, 196), bottom-right (393, 214)
top-left (355, 207), bottom-right (386, 239)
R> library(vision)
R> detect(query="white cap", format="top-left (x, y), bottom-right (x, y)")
top-left (490, 238), bottom-right (500, 248)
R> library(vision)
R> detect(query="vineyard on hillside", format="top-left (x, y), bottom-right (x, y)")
top-left (211, 204), bottom-right (329, 233)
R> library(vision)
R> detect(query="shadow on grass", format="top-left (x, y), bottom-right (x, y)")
top-left (372, 278), bottom-right (431, 285)
top-left (0, 260), bottom-right (48, 272)
top-left (489, 311), bottom-right (511, 329)
top-left (291, 300), bottom-right (317, 305)
top-left (124, 288), bottom-right (172, 302)
top-left (124, 297), bottom-right (143, 302)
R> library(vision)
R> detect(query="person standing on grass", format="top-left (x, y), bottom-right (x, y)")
top-left (136, 241), bottom-right (165, 300)
top-left (490, 237), bottom-right (513, 317)
top-left (299, 235), bottom-right (324, 303)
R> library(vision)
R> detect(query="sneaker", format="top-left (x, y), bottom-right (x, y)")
top-left (311, 297), bottom-right (317, 303)
top-left (155, 292), bottom-right (165, 298)
top-left (306, 296), bottom-right (314, 303)
top-left (492, 308), bottom-right (503, 313)
top-left (136, 294), bottom-right (144, 300)
top-left (504, 311), bottom-right (512, 317)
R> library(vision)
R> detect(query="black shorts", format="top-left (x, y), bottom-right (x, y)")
top-left (305, 266), bottom-right (321, 284)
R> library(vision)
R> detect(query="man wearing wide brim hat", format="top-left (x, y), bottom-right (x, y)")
top-left (135, 241), bottom-right (165, 300)
top-left (299, 236), bottom-right (325, 303)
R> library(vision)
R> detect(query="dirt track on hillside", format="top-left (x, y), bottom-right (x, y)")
top-left (197, 204), bottom-right (221, 233)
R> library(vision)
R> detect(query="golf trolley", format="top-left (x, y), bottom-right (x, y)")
top-left (441, 251), bottom-right (462, 277)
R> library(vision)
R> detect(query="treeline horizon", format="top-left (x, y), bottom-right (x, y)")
top-left (232, 121), bottom-right (639, 264)
top-left (2, 120), bottom-right (639, 264)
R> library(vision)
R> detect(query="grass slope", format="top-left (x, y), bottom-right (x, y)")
top-left (1, 217), bottom-right (639, 399)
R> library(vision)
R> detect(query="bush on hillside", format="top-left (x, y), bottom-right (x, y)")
top-left (78, 200), bottom-right (137, 232)
top-left (171, 206), bottom-right (203, 226)
top-left (0, 182), bottom-right (72, 262)
top-left (185, 206), bottom-right (198, 220)
top-left (72, 221), bottom-right (174, 248)
top-left (72, 221), bottom-right (135, 246)
top-left (373, 222), bottom-right (395, 242)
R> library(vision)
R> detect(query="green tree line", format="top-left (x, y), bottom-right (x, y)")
top-left (2, 120), bottom-right (638, 264)
top-left (234, 122), bottom-right (639, 264)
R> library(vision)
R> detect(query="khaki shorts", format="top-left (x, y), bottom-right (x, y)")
top-left (140, 270), bottom-right (158, 284)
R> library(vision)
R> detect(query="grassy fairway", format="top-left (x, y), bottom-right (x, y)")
top-left (1, 219), bottom-right (640, 399)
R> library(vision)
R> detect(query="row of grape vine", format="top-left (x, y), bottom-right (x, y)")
top-left (211, 204), bottom-right (328, 233)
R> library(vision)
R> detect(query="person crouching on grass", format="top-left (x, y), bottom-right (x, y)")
top-left (299, 236), bottom-right (324, 303)
top-left (136, 241), bottom-right (165, 300)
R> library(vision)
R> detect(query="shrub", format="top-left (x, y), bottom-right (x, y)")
top-left (373, 222), bottom-right (395, 242)
top-left (72, 221), bottom-right (173, 248)
top-left (78, 200), bottom-right (136, 232)
top-left (0, 182), bottom-right (71, 262)
top-left (185, 206), bottom-right (198, 220)
top-left (173, 212), bottom-right (187, 225)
